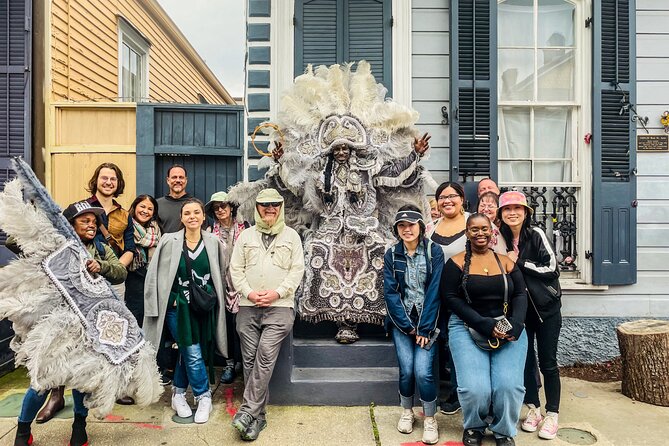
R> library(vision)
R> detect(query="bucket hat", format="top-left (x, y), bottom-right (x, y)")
top-left (497, 190), bottom-right (534, 219)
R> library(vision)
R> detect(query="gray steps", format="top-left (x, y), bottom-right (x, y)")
top-left (292, 337), bottom-right (398, 368)
top-left (269, 334), bottom-right (401, 405)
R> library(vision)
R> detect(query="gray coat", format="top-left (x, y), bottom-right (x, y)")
top-left (143, 230), bottom-right (228, 358)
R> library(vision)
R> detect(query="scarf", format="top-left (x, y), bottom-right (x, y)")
top-left (254, 188), bottom-right (286, 235)
top-left (131, 219), bottom-right (161, 271)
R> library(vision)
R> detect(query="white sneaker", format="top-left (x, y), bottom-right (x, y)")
top-left (397, 409), bottom-right (415, 434)
top-left (171, 392), bottom-right (192, 418)
top-left (194, 395), bottom-right (212, 424)
top-left (521, 405), bottom-right (543, 432)
top-left (422, 417), bottom-right (439, 445)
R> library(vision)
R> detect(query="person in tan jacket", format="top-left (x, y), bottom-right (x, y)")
top-left (229, 188), bottom-right (304, 441)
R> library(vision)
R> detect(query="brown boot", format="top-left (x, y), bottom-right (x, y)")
top-left (36, 386), bottom-right (65, 424)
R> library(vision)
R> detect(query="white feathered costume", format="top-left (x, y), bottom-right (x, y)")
top-left (0, 158), bottom-right (162, 417)
top-left (229, 61), bottom-right (435, 326)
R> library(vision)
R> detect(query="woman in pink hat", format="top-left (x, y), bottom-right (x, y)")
top-left (497, 191), bottom-right (562, 441)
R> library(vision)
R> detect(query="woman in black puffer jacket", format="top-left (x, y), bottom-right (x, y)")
top-left (498, 191), bottom-right (562, 441)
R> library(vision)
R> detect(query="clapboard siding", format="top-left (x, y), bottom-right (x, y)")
top-left (412, 1), bottom-right (449, 188)
top-left (50, 0), bottom-right (230, 104)
top-left (637, 57), bottom-right (669, 79)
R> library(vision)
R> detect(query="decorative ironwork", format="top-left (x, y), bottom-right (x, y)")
top-left (501, 186), bottom-right (578, 272)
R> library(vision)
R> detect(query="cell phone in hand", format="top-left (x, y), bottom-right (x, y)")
top-left (494, 317), bottom-right (513, 334)
top-left (422, 328), bottom-right (440, 350)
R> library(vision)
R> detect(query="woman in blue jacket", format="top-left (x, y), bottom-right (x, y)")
top-left (383, 205), bottom-right (444, 445)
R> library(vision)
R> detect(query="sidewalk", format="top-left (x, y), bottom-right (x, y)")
top-left (0, 369), bottom-right (667, 446)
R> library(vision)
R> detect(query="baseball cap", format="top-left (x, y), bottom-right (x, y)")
top-left (63, 201), bottom-right (105, 222)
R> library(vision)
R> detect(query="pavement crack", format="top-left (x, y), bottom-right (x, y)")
top-left (369, 402), bottom-right (381, 446)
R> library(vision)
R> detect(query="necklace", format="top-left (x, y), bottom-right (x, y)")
top-left (185, 237), bottom-right (200, 243)
top-left (472, 250), bottom-right (492, 275)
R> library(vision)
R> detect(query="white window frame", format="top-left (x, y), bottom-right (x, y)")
top-left (497, 0), bottom-right (593, 285)
top-left (117, 17), bottom-right (150, 102)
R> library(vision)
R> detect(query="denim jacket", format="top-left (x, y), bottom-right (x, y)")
top-left (383, 238), bottom-right (444, 337)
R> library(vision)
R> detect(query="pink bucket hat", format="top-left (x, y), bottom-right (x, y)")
top-left (497, 191), bottom-right (534, 218)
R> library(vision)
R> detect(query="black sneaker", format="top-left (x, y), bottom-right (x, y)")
top-left (439, 397), bottom-right (461, 415)
top-left (242, 418), bottom-right (267, 441)
top-left (463, 429), bottom-right (484, 446)
top-left (495, 436), bottom-right (515, 446)
top-left (232, 411), bottom-right (254, 436)
top-left (221, 365), bottom-right (236, 384)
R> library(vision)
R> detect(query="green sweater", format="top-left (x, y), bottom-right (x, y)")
top-left (169, 240), bottom-right (216, 381)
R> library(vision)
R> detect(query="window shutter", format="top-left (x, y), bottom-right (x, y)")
top-left (592, 0), bottom-right (637, 285)
top-left (450, 0), bottom-right (497, 182)
top-left (0, 0), bottom-right (31, 258)
top-left (295, 0), bottom-right (392, 95)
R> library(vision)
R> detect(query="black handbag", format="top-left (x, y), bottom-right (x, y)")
top-left (183, 242), bottom-right (217, 315)
top-left (467, 253), bottom-right (510, 351)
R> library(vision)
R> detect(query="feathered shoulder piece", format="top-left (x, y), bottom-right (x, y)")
top-left (0, 158), bottom-right (161, 417)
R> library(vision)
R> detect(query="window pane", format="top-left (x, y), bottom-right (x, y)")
top-left (537, 48), bottom-right (574, 101)
top-left (122, 44), bottom-right (131, 100)
top-left (498, 0), bottom-right (533, 47)
top-left (534, 107), bottom-right (571, 158)
top-left (500, 161), bottom-right (531, 183)
top-left (535, 161), bottom-right (571, 182)
top-left (499, 107), bottom-right (531, 158)
top-left (537, 0), bottom-right (575, 47)
top-left (499, 49), bottom-right (534, 101)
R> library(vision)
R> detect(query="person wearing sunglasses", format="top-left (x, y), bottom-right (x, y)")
top-left (229, 188), bottom-right (305, 441)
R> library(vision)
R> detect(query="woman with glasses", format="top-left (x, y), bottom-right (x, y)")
top-left (441, 213), bottom-right (527, 446)
top-left (497, 191), bottom-right (562, 440)
top-left (477, 192), bottom-right (506, 252)
top-left (205, 192), bottom-right (249, 384)
top-left (144, 198), bottom-right (228, 424)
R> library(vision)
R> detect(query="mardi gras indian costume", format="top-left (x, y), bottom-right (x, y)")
top-left (0, 158), bottom-right (162, 417)
top-left (229, 61), bottom-right (433, 343)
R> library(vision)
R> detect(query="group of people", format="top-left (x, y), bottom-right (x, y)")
top-left (385, 178), bottom-right (563, 446)
top-left (11, 162), bottom-right (303, 444)
top-left (8, 60), bottom-right (565, 446)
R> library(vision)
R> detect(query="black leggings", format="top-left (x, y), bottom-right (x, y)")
top-left (523, 310), bottom-right (562, 413)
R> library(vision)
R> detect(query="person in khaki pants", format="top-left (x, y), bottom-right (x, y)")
top-left (229, 188), bottom-right (304, 441)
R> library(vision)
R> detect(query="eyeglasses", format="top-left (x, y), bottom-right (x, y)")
top-left (479, 204), bottom-right (498, 210)
top-left (99, 176), bottom-right (117, 183)
top-left (258, 202), bottom-right (282, 208)
top-left (213, 204), bottom-right (230, 211)
top-left (438, 194), bottom-right (461, 202)
top-left (468, 227), bottom-right (491, 235)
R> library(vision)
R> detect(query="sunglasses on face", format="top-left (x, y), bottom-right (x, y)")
top-left (258, 202), bottom-right (282, 208)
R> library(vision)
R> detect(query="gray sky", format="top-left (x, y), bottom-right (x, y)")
top-left (158, 0), bottom-right (245, 98)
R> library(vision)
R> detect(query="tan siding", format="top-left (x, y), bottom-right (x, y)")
top-left (50, 0), bottom-right (229, 104)
top-left (51, 153), bottom-right (137, 209)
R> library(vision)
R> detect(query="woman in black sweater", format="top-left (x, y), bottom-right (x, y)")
top-left (498, 191), bottom-right (562, 441)
top-left (441, 213), bottom-right (527, 446)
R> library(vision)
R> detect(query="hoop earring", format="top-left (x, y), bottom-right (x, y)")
top-left (460, 207), bottom-right (465, 215)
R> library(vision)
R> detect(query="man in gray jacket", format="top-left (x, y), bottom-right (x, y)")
top-left (229, 188), bottom-right (305, 441)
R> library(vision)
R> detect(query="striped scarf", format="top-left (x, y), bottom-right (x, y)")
top-left (131, 219), bottom-right (161, 271)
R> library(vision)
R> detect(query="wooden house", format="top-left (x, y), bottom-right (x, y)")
top-left (243, 0), bottom-right (669, 404)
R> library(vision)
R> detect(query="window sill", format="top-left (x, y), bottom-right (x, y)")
top-left (560, 278), bottom-right (609, 291)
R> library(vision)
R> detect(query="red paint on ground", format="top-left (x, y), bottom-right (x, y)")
top-left (400, 442), bottom-right (463, 446)
top-left (104, 414), bottom-right (124, 422)
top-left (443, 442), bottom-right (464, 446)
top-left (224, 386), bottom-right (237, 417)
top-left (133, 423), bottom-right (163, 430)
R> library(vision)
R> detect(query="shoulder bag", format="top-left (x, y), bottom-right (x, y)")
top-left (467, 253), bottom-right (510, 351)
top-left (182, 241), bottom-right (217, 315)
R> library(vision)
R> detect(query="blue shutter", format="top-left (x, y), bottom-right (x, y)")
top-left (295, 0), bottom-right (392, 95)
top-left (450, 0), bottom-right (497, 182)
top-left (592, 0), bottom-right (637, 285)
top-left (0, 0), bottom-right (31, 262)
top-left (294, 0), bottom-right (342, 76)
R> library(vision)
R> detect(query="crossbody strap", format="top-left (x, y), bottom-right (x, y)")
top-left (493, 252), bottom-right (509, 315)
top-left (182, 241), bottom-right (194, 280)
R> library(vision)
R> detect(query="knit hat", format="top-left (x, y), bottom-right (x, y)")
top-left (63, 201), bottom-right (104, 222)
top-left (497, 190), bottom-right (533, 219)
top-left (205, 191), bottom-right (233, 216)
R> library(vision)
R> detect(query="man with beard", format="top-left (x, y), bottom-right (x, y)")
top-left (156, 165), bottom-right (191, 233)
top-left (229, 188), bottom-right (305, 441)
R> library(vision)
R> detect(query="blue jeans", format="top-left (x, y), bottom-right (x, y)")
top-left (448, 314), bottom-right (527, 438)
top-left (165, 308), bottom-right (211, 398)
top-left (18, 387), bottom-right (87, 423)
top-left (392, 326), bottom-right (438, 417)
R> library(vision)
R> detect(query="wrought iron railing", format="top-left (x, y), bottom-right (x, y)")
top-left (502, 186), bottom-right (578, 272)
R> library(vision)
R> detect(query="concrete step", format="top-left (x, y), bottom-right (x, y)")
top-left (293, 337), bottom-right (398, 368)
top-left (281, 366), bottom-right (399, 405)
